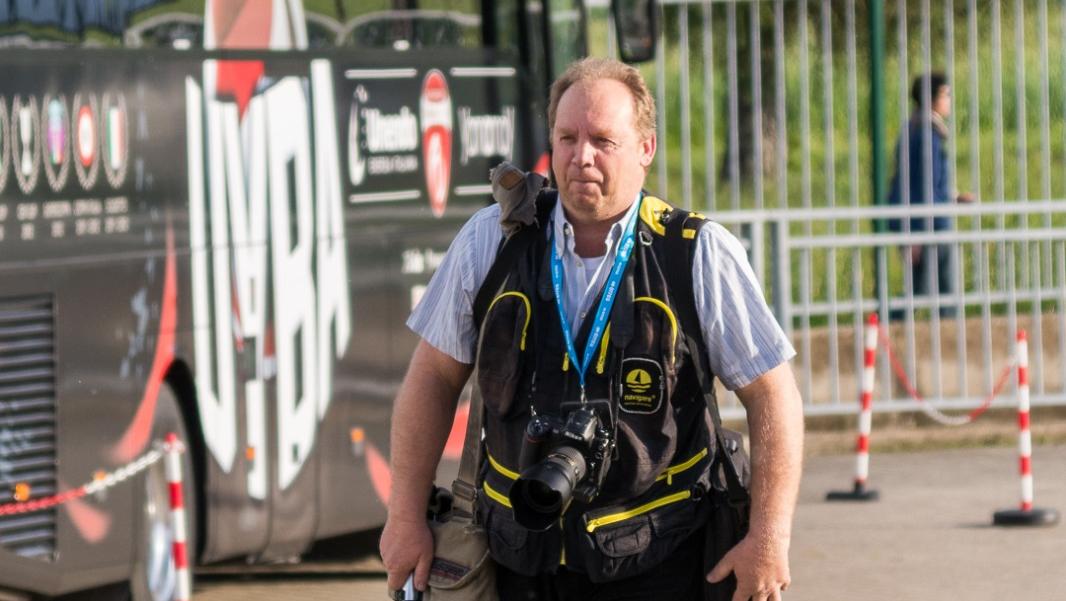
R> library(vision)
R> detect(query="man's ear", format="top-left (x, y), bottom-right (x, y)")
top-left (639, 133), bottom-right (657, 168)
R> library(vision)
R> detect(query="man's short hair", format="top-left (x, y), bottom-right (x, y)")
top-left (548, 57), bottom-right (657, 140)
top-left (911, 72), bottom-right (948, 107)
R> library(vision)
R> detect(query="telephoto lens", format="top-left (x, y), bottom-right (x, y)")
top-left (509, 446), bottom-right (587, 531)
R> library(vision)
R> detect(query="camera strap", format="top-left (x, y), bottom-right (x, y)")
top-left (548, 196), bottom-right (643, 396)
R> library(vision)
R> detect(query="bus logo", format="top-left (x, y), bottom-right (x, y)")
top-left (73, 93), bottom-right (99, 189)
top-left (0, 97), bottom-right (9, 195)
top-left (43, 95), bottom-right (69, 192)
top-left (419, 69), bottom-right (452, 218)
top-left (101, 93), bottom-right (128, 189)
top-left (12, 96), bottom-right (40, 195)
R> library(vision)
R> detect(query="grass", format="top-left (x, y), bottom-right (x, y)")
top-left (587, 2), bottom-right (1066, 321)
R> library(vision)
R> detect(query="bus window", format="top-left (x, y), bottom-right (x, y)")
top-left (547, 0), bottom-right (585, 75)
top-left (339, 0), bottom-right (482, 51)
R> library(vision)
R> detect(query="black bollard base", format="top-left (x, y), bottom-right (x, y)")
top-left (826, 482), bottom-right (879, 502)
top-left (992, 507), bottom-right (1060, 527)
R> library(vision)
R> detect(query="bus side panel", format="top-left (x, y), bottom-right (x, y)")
top-left (0, 51), bottom-right (171, 594)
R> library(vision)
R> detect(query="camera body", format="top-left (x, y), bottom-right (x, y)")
top-left (508, 401), bottom-right (614, 531)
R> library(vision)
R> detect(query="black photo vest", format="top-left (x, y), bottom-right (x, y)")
top-left (473, 193), bottom-right (721, 582)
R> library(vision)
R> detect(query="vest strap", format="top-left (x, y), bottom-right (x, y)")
top-left (459, 191), bottom-right (556, 519)
top-left (663, 210), bottom-right (749, 507)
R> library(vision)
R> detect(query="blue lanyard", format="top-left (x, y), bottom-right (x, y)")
top-left (549, 198), bottom-right (642, 393)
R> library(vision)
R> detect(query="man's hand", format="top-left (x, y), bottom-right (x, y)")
top-left (706, 531), bottom-right (791, 601)
top-left (957, 191), bottom-right (976, 203)
top-left (380, 516), bottom-right (434, 592)
top-left (380, 340), bottom-right (472, 593)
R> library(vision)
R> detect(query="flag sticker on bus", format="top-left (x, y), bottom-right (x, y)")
top-left (102, 92), bottom-right (128, 188)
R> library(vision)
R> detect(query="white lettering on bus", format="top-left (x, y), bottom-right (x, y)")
top-left (363, 106), bottom-right (418, 152)
top-left (458, 106), bottom-right (515, 165)
top-left (185, 59), bottom-right (351, 497)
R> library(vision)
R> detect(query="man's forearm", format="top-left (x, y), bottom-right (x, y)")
top-left (388, 341), bottom-right (473, 521)
top-left (739, 363), bottom-right (805, 543)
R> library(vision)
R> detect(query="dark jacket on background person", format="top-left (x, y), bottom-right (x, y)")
top-left (886, 111), bottom-right (952, 232)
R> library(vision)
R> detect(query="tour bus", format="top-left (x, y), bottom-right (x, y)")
top-left (0, 1), bottom-right (654, 599)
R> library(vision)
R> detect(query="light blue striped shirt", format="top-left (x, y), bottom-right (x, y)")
top-left (407, 200), bottom-right (795, 391)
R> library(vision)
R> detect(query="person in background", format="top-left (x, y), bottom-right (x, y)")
top-left (886, 72), bottom-right (975, 319)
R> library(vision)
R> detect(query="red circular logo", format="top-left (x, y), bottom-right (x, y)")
top-left (420, 70), bottom-right (452, 218)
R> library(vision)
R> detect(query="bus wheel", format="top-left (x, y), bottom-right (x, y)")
top-left (129, 388), bottom-right (196, 601)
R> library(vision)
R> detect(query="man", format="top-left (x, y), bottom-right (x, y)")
top-left (380, 57), bottom-right (803, 601)
top-left (886, 72), bottom-right (974, 318)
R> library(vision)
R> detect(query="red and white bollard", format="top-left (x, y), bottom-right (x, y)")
top-left (993, 331), bottom-right (1059, 526)
top-left (164, 433), bottom-right (193, 600)
top-left (827, 313), bottom-right (880, 501)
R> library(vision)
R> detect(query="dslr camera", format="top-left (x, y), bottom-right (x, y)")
top-left (508, 402), bottom-right (614, 531)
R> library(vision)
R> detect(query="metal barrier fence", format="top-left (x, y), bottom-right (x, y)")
top-left (586, 0), bottom-right (1066, 418)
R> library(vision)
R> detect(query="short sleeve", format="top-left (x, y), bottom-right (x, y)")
top-left (406, 205), bottom-right (503, 364)
top-left (691, 222), bottom-right (796, 390)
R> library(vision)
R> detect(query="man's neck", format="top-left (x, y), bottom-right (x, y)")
top-left (563, 201), bottom-right (635, 258)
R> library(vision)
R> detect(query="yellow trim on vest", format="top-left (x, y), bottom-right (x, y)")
top-left (562, 352), bottom-right (570, 371)
top-left (596, 323), bottom-right (611, 374)
top-left (655, 447), bottom-right (709, 485)
top-left (483, 482), bottom-right (512, 508)
top-left (638, 196), bottom-right (671, 236)
top-left (559, 518), bottom-right (566, 565)
top-left (487, 452), bottom-right (519, 480)
top-left (584, 490), bottom-right (692, 533)
top-left (487, 291), bottom-right (531, 350)
top-left (682, 228), bottom-right (697, 239)
top-left (634, 297), bottom-right (678, 356)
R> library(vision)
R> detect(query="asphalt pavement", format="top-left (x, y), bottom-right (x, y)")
top-left (195, 444), bottom-right (1066, 600)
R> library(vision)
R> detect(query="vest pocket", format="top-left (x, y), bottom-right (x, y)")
top-left (479, 481), bottom-right (562, 577)
top-left (477, 291), bottom-right (531, 419)
top-left (577, 488), bottom-right (707, 583)
top-left (617, 297), bottom-right (679, 416)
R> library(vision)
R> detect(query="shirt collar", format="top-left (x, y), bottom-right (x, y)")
top-left (551, 191), bottom-right (643, 259)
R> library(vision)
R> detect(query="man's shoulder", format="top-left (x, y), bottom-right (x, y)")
top-left (453, 204), bottom-right (505, 252)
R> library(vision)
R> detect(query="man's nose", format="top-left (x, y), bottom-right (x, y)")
top-left (572, 138), bottom-right (595, 166)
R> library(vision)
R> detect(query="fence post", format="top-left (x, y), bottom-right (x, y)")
top-left (771, 218), bottom-right (791, 336)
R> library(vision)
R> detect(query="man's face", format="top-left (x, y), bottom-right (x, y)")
top-left (933, 85), bottom-right (952, 118)
top-left (551, 79), bottom-right (656, 221)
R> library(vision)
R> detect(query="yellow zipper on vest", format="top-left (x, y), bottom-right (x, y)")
top-left (559, 517), bottom-right (566, 565)
top-left (654, 447), bottom-right (708, 485)
top-left (487, 291), bottom-right (531, 350)
top-left (584, 490), bottom-right (692, 533)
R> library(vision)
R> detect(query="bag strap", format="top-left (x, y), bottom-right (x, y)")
top-left (453, 191), bottom-right (557, 520)
top-left (663, 210), bottom-right (749, 507)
